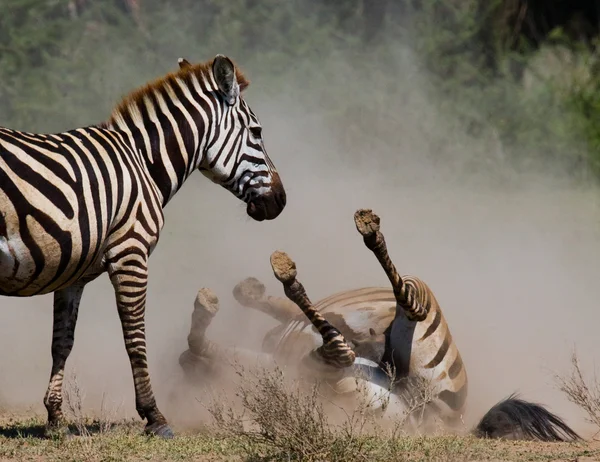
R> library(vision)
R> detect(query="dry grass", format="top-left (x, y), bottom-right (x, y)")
top-left (0, 365), bottom-right (598, 461)
top-left (555, 350), bottom-right (600, 436)
top-left (202, 360), bottom-right (401, 460)
top-left (205, 365), bottom-right (337, 459)
top-left (0, 416), bottom-right (600, 462)
top-left (198, 362), bottom-right (597, 461)
top-left (0, 412), bottom-right (597, 461)
top-left (63, 368), bottom-right (126, 437)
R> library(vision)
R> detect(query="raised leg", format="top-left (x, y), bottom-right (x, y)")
top-left (178, 288), bottom-right (224, 382)
top-left (178, 287), bottom-right (275, 388)
top-left (43, 283), bottom-right (85, 437)
top-left (269, 250), bottom-right (355, 368)
top-left (107, 255), bottom-right (173, 439)
top-left (354, 209), bottom-right (428, 321)
top-left (232, 277), bottom-right (300, 323)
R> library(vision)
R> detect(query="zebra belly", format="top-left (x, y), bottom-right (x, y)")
top-left (0, 227), bottom-right (105, 296)
top-left (388, 307), bottom-right (467, 418)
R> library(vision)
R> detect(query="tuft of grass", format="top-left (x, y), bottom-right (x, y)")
top-left (555, 350), bottom-right (600, 434)
top-left (204, 363), bottom-right (345, 461)
top-left (62, 368), bottom-right (130, 438)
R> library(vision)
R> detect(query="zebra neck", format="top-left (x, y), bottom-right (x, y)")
top-left (102, 71), bottom-right (223, 208)
top-left (139, 127), bottom-right (202, 208)
top-left (109, 116), bottom-right (204, 208)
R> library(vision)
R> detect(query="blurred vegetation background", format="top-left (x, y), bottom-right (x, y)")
top-left (2, 0), bottom-right (600, 184)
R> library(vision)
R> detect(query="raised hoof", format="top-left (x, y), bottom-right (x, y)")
top-left (145, 422), bottom-right (174, 439)
top-left (270, 251), bottom-right (297, 283)
top-left (194, 288), bottom-right (219, 319)
top-left (232, 277), bottom-right (266, 306)
top-left (354, 209), bottom-right (380, 237)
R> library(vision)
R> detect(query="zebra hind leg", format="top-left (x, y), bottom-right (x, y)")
top-left (43, 283), bottom-right (85, 438)
top-left (107, 256), bottom-right (173, 439)
top-left (354, 209), bottom-right (428, 322)
top-left (232, 276), bottom-right (299, 323)
top-left (269, 250), bottom-right (355, 368)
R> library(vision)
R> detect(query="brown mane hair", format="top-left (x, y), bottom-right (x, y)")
top-left (103, 56), bottom-right (250, 128)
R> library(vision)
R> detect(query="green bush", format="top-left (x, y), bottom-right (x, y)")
top-left (1, 0), bottom-right (600, 184)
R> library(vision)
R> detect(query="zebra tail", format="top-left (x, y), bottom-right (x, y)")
top-left (471, 392), bottom-right (582, 442)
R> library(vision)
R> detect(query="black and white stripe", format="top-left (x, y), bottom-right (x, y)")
top-left (220, 209), bottom-right (468, 429)
top-left (181, 282), bottom-right (581, 441)
top-left (0, 54), bottom-right (286, 438)
top-left (259, 283), bottom-right (468, 428)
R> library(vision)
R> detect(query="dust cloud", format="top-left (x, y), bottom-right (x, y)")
top-left (0, 23), bottom-right (599, 440)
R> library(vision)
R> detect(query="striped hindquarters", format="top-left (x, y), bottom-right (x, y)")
top-left (0, 125), bottom-right (161, 296)
top-left (395, 276), bottom-right (468, 420)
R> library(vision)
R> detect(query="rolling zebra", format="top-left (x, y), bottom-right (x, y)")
top-left (0, 54), bottom-right (286, 439)
top-left (179, 209), bottom-right (581, 441)
top-left (180, 208), bottom-right (465, 429)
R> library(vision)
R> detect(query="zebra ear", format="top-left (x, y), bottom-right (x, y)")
top-left (212, 54), bottom-right (239, 105)
top-left (178, 57), bottom-right (192, 69)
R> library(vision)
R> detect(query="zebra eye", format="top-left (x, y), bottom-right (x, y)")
top-left (249, 126), bottom-right (262, 139)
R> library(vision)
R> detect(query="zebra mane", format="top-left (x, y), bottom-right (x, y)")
top-left (102, 56), bottom-right (250, 129)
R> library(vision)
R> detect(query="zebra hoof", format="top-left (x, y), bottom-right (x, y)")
top-left (232, 277), bottom-right (266, 306)
top-left (270, 250), bottom-right (297, 283)
top-left (194, 288), bottom-right (219, 318)
top-left (354, 209), bottom-right (380, 237)
top-left (145, 422), bottom-right (175, 439)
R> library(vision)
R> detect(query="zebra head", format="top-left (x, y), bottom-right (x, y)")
top-left (193, 55), bottom-right (286, 222)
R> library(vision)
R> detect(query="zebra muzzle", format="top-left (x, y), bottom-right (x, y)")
top-left (246, 185), bottom-right (286, 221)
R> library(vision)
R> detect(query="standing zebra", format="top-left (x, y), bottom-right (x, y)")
top-left (0, 54), bottom-right (286, 439)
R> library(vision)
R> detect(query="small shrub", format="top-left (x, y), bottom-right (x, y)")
top-left (203, 360), bottom-right (443, 461)
top-left (555, 350), bottom-right (600, 433)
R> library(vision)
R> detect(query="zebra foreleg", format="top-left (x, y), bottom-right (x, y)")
top-left (178, 288), bottom-right (223, 383)
top-left (354, 209), bottom-right (428, 322)
top-left (269, 250), bottom-right (355, 368)
top-left (178, 288), bottom-right (275, 383)
top-left (43, 283), bottom-right (85, 438)
top-left (232, 276), bottom-right (299, 323)
top-left (107, 255), bottom-right (173, 439)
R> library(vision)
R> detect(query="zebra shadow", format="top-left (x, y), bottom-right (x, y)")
top-left (0, 421), bottom-right (47, 439)
top-left (0, 419), bottom-right (137, 439)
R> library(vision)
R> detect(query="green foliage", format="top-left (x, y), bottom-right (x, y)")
top-left (0, 0), bottom-right (600, 182)
top-left (557, 40), bottom-right (600, 178)
top-left (392, 0), bottom-right (600, 183)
